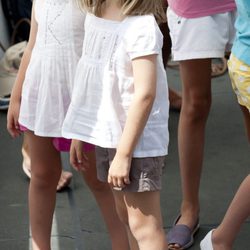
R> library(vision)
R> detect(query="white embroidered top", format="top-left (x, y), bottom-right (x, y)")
top-left (62, 13), bottom-right (169, 157)
top-left (19, 0), bottom-right (85, 137)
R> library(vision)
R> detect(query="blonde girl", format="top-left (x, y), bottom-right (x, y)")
top-left (63, 0), bottom-right (169, 249)
top-left (7, 0), bottom-right (128, 249)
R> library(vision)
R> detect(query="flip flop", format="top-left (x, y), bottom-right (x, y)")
top-left (167, 215), bottom-right (200, 250)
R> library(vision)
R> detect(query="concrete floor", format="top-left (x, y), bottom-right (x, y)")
top-left (0, 67), bottom-right (249, 250)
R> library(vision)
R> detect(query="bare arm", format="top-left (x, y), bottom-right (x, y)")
top-left (117, 55), bottom-right (157, 157)
top-left (10, 4), bottom-right (38, 102)
top-left (108, 54), bottom-right (157, 188)
top-left (7, 4), bottom-right (38, 137)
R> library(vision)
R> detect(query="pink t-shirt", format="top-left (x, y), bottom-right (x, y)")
top-left (168, 0), bottom-right (236, 18)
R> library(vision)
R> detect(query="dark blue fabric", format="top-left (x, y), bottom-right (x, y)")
top-left (1, 0), bottom-right (32, 42)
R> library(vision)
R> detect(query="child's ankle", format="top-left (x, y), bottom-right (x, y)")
top-left (212, 229), bottom-right (232, 250)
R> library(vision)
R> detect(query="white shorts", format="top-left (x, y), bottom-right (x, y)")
top-left (167, 8), bottom-right (236, 61)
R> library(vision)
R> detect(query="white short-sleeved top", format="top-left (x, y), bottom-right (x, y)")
top-left (18, 0), bottom-right (85, 137)
top-left (62, 13), bottom-right (169, 157)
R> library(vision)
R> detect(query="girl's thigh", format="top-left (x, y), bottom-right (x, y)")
top-left (114, 190), bottom-right (163, 227)
top-left (25, 130), bottom-right (62, 175)
top-left (167, 7), bottom-right (236, 61)
top-left (179, 59), bottom-right (212, 98)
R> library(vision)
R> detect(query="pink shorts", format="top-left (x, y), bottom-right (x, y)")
top-left (19, 124), bottom-right (95, 152)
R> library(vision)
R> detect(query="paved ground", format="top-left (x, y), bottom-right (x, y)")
top-left (0, 67), bottom-right (249, 250)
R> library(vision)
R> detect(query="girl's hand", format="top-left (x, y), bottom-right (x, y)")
top-left (108, 152), bottom-right (131, 189)
top-left (70, 139), bottom-right (89, 171)
top-left (7, 100), bottom-right (21, 138)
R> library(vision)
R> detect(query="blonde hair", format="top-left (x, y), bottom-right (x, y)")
top-left (80, 0), bottom-right (166, 24)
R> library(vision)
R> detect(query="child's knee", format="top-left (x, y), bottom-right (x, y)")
top-left (129, 217), bottom-right (154, 242)
top-left (184, 97), bottom-right (212, 121)
top-left (130, 218), bottom-right (164, 246)
top-left (32, 169), bottom-right (60, 189)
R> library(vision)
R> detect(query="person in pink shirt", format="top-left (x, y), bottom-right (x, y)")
top-left (166, 0), bottom-right (236, 249)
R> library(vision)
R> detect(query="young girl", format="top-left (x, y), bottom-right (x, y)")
top-left (166, 1), bottom-right (236, 249)
top-left (7, 1), bottom-right (128, 249)
top-left (62, 1), bottom-right (169, 249)
top-left (201, 0), bottom-right (250, 249)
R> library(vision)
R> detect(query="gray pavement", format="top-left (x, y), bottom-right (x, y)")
top-left (0, 68), bottom-right (249, 250)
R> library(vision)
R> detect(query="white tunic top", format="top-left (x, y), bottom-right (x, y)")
top-left (62, 13), bottom-right (169, 157)
top-left (19, 0), bottom-right (85, 137)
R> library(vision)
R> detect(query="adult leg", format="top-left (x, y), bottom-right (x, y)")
top-left (26, 131), bottom-right (62, 250)
top-left (239, 105), bottom-right (250, 142)
top-left (113, 191), bottom-right (167, 250)
top-left (81, 150), bottom-right (129, 250)
top-left (170, 59), bottom-right (212, 249)
top-left (211, 175), bottom-right (250, 250)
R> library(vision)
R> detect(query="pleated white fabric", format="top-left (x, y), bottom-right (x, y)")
top-left (62, 14), bottom-right (169, 157)
top-left (19, 0), bottom-right (85, 137)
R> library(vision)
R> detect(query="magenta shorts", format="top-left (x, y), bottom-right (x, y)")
top-left (19, 124), bottom-right (95, 152)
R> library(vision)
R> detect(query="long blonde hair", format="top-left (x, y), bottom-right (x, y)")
top-left (80, 0), bottom-right (166, 24)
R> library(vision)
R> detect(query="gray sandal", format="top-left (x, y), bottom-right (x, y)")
top-left (167, 215), bottom-right (200, 250)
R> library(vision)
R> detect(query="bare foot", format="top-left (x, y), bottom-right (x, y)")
top-left (169, 88), bottom-right (182, 111)
top-left (56, 171), bottom-right (73, 191)
top-left (211, 58), bottom-right (228, 77)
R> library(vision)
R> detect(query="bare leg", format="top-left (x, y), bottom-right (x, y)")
top-left (22, 133), bottom-right (72, 191)
top-left (170, 59), bottom-right (212, 249)
top-left (81, 151), bottom-right (129, 250)
top-left (211, 175), bottom-right (250, 250)
top-left (112, 191), bottom-right (139, 250)
top-left (239, 105), bottom-right (250, 142)
top-left (113, 191), bottom-right (167, 250)
top-left (26, 131), bottom-right (62, 250)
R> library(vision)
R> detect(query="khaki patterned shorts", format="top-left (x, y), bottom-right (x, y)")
top-left (228, 54), bottom-right (250, 111)
top-left (95, 146), bottom-right (166, 192)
